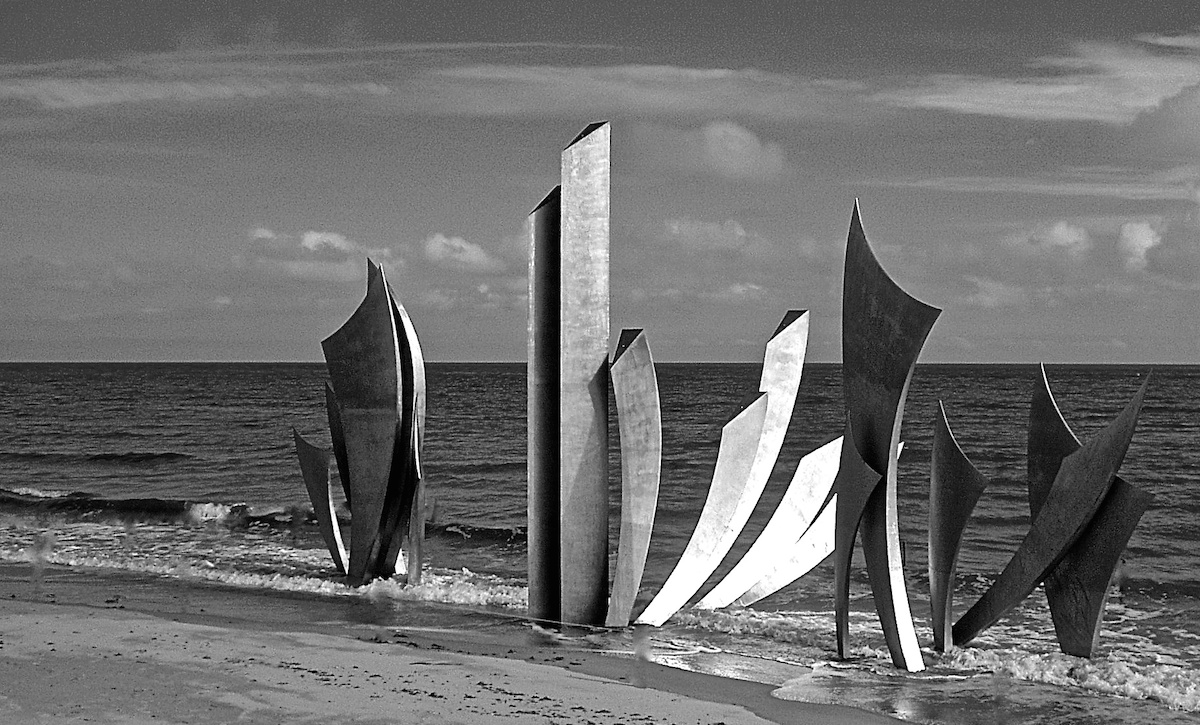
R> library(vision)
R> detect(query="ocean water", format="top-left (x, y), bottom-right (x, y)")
top-left (0, 361), bottom-right (1198, 724)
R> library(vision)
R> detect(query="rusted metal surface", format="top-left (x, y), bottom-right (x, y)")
top-left (606, 329), bottom-right (662, 627)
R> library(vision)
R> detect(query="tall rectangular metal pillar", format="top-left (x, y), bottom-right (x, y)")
top-left (558, 121), bottom-right (610, 626)
top-left (527, 122), bottom-right (610, 627)
top-left (528, 187), bottom-right (562, 623)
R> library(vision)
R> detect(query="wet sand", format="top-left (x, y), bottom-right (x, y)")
top-left (0, 563), bottom-right (899, 724)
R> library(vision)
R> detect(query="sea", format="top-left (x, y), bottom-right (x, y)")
top-left (1, 361), bottom-right (1198, 724)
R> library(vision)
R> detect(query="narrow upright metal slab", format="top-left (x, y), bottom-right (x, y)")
top-left (527, 186), bottom-right (562, 623)
top-left (635, 392), bottom-right (770, 626)
top-left (606, 328), bottom-right (662, 627)
top-left (324, 382), bottom-right (351, 507)
top-left (292, 428), bottom-right (348, 573)
top-left (1028, 366), bottom-right (1152, 657)
top-left (953, 377), bottom-right (1149, 646)
top-left (635, 311), bottom-right (807, 626)
top-left (322, 260), bottom-right (403, 586)
top-left (834, 201), bottom-right (938, 672)
top-left (697, 434), bottom-right (839, 610)
top-left (379, 292), bottom-right (426, 584)
top-left (558, 122), bottom-right (611, 626)
top-left (928, 403), bottom-right (990, 652)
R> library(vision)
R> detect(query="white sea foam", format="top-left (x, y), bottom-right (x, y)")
top-left (947, 647), bottom-right (1200, 711)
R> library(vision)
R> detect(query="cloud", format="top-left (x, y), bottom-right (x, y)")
top-left (1118, 221), bottom-right (1162, 271)
top-left (234, 227), bottom-right (397, 283)
top-left (633, 122), bottom-right (788, 180)
top-left (881, 165), bottom-right (1200, 201)
top-left (0, 43), bottom-right (868, 124)
top-left (1007, 221), bottom-right (1092, 259)
top-left (659, 218), bottom-right (777, 259)
top-left (876, 35), bottom-right (1200, 123)
top-left (423, 234), bottom-right (506, 273)
top-left (962, 276), bottom-right (1027, 308)
top-left (411, 64), bottom-right (865, 121)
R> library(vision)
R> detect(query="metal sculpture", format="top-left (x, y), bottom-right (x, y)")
top-left (636, 392), bottom-right (768, 626)
top-left (928, 403), bottom-right (990, 653)
top-left (834, 201), bottom-right (939, 672)
top-left (638, 309), bottom-right (806, 624)
top-left (528, 122), bottom-right (611, 626)
top-left (292, 429), bottom-right (348, 573)
top-left (319, 259), bottom-right (427, 587)
top-left (1027, 366), bottom-right (1152, 657)
top-left (696, 435), bottom-right (840, 610)
top-left (953, 375), bottom-right (1149, 647)
top-left (606, 328), bottom-right (663, 627)
top-left (636, 311), bottom-right (808, 627)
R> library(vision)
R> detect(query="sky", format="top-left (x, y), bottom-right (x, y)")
top-left (2, 1), bottom-right (1200, 363)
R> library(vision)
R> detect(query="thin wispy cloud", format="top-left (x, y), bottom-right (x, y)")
top-left (882, 167), bottom-right (1200, 200)
top-left (423, 234), bottom-right (506, 274)
top-left (876, 34), bottom-right (1200, 123)
top-left (0, 44), bottom-right (870, 123)
top-left (234, 228), bottom-right (397, 283)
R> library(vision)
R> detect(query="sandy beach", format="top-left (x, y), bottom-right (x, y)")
top-left (0, 563), bottom-right (899, 724)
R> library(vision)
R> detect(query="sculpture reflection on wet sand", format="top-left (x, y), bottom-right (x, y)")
top-left (294, 259), bottom-right (427, 587)
top-left (833, 201), bottom-right (939, 672)
top-left (945, 367), bottom-right (1152, 652)
top-left (934, 366), bottom-right (1151, 657)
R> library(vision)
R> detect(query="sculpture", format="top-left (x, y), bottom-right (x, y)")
top-left (292, 428), bottom-right (348, 573)
top-left (833, 201), bottom-right (938, 672)
top-left (695, 435), bottom-right (840, 610)
top-left (1026, 366), bottom-right (1150, 657)
top-left (528, 122), bottom-right (611, 626)
top-left (928, 403), bottom-right (990, 653)
top-left (636, 311), bottom-right (809, 627)
top-left (303, 259), bottom-right (426, 587)
top-left (953, 373), bottom-right (1148, 648)
top-left (606, 328), bottom-right (663, 627)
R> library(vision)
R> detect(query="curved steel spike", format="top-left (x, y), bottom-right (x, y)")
top-left (928, 402), bottom-right (990, 653)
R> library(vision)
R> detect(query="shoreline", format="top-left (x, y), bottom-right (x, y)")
top-left (0, 563), bottom-right (899, 724)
